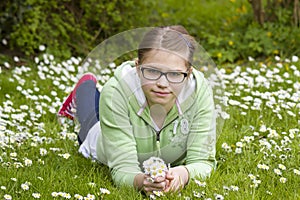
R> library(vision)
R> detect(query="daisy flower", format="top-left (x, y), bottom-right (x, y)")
top-left (100, 188), bottom-right (110, 194)
top-left (32, 193), bottom-right (41, 198)
top-left (4, 194), bottom-right (12, 200)
top-left (143, 157), bottom-right (168, 179)
top-left (279, 177), bottom-right (287, 183)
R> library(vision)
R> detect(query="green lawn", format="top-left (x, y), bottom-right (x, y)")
top-left (0, 52), bottom-right (299, 199)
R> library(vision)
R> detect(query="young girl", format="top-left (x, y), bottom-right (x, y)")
top-left (58, 25), bottom-right (216, 194)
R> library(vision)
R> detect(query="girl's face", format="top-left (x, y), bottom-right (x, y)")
top-left (137, 50), bottom-right (191, 112)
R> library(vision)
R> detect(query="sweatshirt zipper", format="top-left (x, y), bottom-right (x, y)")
top-left (155, 129), bottom-right (162, 156)
top-left (156, 140), bottom-right (161, 157)
top-left (154, 117), bottom-right (179, 157)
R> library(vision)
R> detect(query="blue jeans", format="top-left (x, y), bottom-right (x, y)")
top-left (76, 80), bottom-right (100, 144)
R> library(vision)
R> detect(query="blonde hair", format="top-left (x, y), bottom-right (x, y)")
top-left (138, 25), bottom-right (196, 67)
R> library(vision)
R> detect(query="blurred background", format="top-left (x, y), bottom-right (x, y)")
top-left (0, 0), bottom-right (299, 65)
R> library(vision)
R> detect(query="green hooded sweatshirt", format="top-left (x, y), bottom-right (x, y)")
top-left (96, 61), bottom-right (216, 187)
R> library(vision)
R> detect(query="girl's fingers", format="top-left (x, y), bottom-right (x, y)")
top-left (164, 175), bottom-right (184, 192)
top-left (154, 176), bottom-right (167, 183)
top-left (143, 180), bottom-right (168, 193)
top-left (165, 173), bottom-right (175, 181)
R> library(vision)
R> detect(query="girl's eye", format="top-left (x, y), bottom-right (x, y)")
top-left (168, 72), bottom-right (181, 77)
top-left (148, 68), bottom-right (160, 74)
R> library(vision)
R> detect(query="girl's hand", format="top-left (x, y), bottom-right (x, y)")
top-left (142, 175), bottom-right (169, 195)
top-left (163, 166), bottom-right (189, 192)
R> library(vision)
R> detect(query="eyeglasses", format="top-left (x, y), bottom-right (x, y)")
top-left (140, 66), bottom-right (188, 83)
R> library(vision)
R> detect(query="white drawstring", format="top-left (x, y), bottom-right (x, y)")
top-left (173, 120), bottom-right (179, 135)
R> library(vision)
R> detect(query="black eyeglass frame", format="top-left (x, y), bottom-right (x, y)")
top-left (139, 66), bottom-right (189, 84)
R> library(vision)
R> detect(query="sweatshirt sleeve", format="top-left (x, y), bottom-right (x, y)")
top-left (184, 75), bottom-right (217, 180)
top-left (99, 77), bottom-right (142, 187)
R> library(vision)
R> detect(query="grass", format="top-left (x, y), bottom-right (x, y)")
top-left (0, 50), bottom-right (299, 200)
top-left (1, 0), bottom-right (299, 199)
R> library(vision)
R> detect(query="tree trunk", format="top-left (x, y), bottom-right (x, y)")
top-left (293, 0), bottom-right (300, 26)
top-left (249, 0), bottom-right (264, 24)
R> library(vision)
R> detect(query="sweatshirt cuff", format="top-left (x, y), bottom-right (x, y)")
top-left (185, 162), bottom-right (214, 180)
top-left (113, 171), bottom-right (141, 187)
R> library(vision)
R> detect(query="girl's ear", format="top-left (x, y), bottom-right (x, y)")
top-left (135, 59), bottom-right (141, 77)
top-left (188, 66), bottom-right (193, 76)
top-left (134, 59), bottom-right (139, 71)
top-left (135, 58), bottom-right (139, 68)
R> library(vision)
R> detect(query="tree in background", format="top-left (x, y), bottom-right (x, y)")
top-left (1, 0), bottom-right (299, 64)
top-left (248, 0), bottom-right (300, 26)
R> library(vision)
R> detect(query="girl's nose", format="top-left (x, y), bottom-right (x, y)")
top-left (156, 74), bottom-right (169, 87)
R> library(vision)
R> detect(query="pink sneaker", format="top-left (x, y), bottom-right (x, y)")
top-left (57, 73), bottom-right (97, 120)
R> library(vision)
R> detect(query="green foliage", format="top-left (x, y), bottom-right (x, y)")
top-left (0, 0), bottom-right (160, 60)
top-left (146, 0), bottom-right (300, 64)
top-left (1, 0), bottom-right (299, 65)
